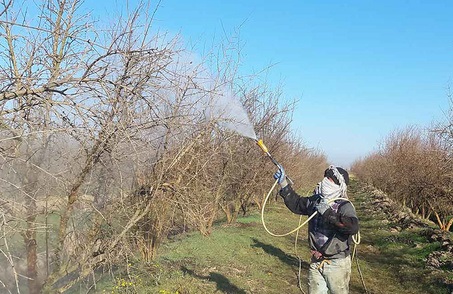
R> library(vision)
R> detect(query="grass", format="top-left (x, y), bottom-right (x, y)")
top-left (94, 180), bottom-right (451, 293)
top-left (153, 208), bottom-right (310, 294)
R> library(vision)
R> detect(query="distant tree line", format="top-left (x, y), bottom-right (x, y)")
top-left (352, 97), bottom-right (453, 232)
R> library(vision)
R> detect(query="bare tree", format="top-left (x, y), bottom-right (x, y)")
top-left (0, 0), bottom-right (188, 292)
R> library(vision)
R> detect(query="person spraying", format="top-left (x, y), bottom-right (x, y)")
top-left (273, 165), bottom-right (359, 294)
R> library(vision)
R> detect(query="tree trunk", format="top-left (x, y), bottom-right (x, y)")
top-left (445, 218), bottom-right (453, 232)
top-left (433, 211), bottom-right (446, 231)
top-left (25, 209), bottom-right (40, 293)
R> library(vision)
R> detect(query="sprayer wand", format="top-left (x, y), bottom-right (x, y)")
top-left (255, 139), bottom-right (294, 184)
top-left (255, 139), bottom-right (281, 167)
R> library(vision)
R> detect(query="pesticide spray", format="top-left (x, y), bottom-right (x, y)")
top-left (205, 89), bottom-right (284, 169)
top-left (207, 90), bottom-right (281, 167)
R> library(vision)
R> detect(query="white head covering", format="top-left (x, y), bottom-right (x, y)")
top-left (318, 165), bottom-right (348, 200)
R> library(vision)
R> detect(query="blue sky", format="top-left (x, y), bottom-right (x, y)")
top-left (89, 0), bottom-right (453, 167)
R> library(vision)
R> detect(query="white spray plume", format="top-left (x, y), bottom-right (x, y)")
top-left (170, 50), bottom-right (257, 140)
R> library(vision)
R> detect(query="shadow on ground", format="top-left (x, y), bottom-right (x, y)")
top-left (251, 238), bottom-right (309, 269)
top-left (181, 266), bottom-right (247, 294)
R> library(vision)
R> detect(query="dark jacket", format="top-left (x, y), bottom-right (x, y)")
top-left (280, 184), bottom-right (359, 259)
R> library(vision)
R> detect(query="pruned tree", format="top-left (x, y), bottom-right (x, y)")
top-left (0, 0), bottom-right (195, 292)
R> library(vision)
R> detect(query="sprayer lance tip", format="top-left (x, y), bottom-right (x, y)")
top-left (256, 139), bottom-right (269, 153)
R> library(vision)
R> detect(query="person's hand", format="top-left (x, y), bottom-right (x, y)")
top-left (273, 165), bottom-right (288, 188)
top-left (315, 197), bottom-right (330, 215)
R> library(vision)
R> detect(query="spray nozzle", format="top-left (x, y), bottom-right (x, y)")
top-left (254, 138), bottom-right (294, 185)
top-left (255, 139), bottom-right (280, 168)
top-left (256, 139), bottom-right (269, 154)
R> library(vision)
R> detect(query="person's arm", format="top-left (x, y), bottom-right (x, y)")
top-left (273, 166), bottom-right (314, 215)
top-left (279, 184), bottom-right (312, 215)
top-left (322, 203), bottom-right (359, 235)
